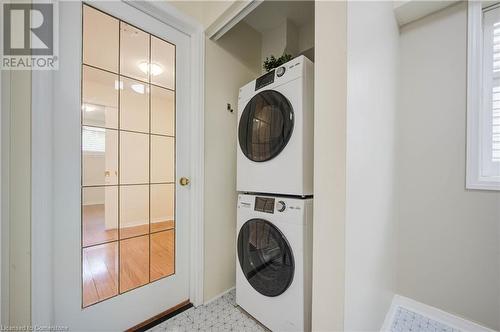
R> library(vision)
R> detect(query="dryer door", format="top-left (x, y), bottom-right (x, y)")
top-left (238, 90), bottom-right (294, 162)
top-left (237, 218), bottom-right (294, 297)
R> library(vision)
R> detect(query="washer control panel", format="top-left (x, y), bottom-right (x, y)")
top-left (254, 196), bottom-right (275, 214)
top-left (238, 195), bottom-right (305, 217)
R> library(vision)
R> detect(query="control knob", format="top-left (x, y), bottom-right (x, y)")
top-left (277, 200), bottom-right (286, 212)
top-left (276, 66), bottom-right (286, 77)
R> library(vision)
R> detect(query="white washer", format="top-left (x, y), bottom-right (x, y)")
top-left (236, 194), bottom-right (313, 332)
top-left (237, 56), bottom-right (314, 196)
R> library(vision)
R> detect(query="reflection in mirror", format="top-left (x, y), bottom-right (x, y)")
top-left (151, 86), bottom-right (174, 136)
top-left (151, 36), bottom-right (175, 90)
top-left (83, 242), bottom-right (118, 307)
top-left (150, 184), bottom-right (175, 232)
top-left (150, 230), bottom-right (175, 281)
top-left (83, 5), bottom-right (119, 72)
top-left (120, 22), bottom-right (149, 82)
top-left (151, 135), bottom-right (174, 183)
top-left (82, 66), bottom-right (118, 129)
top-left (82, 186), bottom-right (118, 247)
top-left (119, 185), bottom-right (149, 239)
top-left (82, 5), bottom-right (178, 307)
top-left (82, 127), bottom-right (118, 186)
top-left (120, 77), bottom-right (150, 133)
top-left (119, 131), bottom-right (149, 184)
top-left (120, 235), bottom-right (149, 293)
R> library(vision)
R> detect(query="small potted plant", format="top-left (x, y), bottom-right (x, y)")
top-left (263, 53), bottom-right (293, 72)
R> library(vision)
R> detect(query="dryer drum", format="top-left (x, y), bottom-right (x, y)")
top-left (238, 90), bottom-right (294, 162)
top-left (237, 218), bottom-right (295, 297)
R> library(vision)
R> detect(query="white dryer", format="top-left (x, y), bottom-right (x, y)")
top-left (237, 55), bottom-right (314, 196)
top-left (236, 194), bottom-right (313, 332)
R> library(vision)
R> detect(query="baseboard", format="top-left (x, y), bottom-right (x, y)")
top-left (203, 287), bottom-right (235, 306)
top-left (381, 295), bottom-right (495, 332)
top-left (126, 300), bottom-right (192, 332)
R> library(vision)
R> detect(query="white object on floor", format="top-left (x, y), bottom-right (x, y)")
top-left (391, 307), bottom-right (460, 332)
top-left (236, 194), bottom-right (313, 332)
top-left (148, 289), bottom-right (266, 332)
top-left (237, 55), bottom-right (314, 196)
top-left (381, 295), bottom-right (495, 332)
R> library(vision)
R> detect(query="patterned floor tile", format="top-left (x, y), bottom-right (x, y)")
top-left (147, 290), bottom-right (268, 332)
top-left (390, 307), bottom-right (461, 332)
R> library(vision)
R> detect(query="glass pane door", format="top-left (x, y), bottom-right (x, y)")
top-left (81, 4), bottom-right (176, 307)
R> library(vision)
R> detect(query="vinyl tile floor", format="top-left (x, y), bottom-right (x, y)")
top-left (391, 307), bottom-right (461, 332)
top-left (148, 289), bottom-right (268, 332)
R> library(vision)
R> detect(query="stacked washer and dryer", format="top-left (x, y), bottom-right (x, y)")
top-left (236, 55), bottom-right (314, 332)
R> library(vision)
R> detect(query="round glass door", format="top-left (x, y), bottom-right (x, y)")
top-left (238, 90), bottom-right (294, 162)
top-left (237, 218), bottom-right (294, 297)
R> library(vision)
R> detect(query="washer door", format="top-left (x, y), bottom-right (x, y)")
top-left (238, 90), bottom-right (294, 162)
top-left (237, 218), bottom-right (294, 297)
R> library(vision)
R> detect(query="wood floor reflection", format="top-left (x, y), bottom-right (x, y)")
top-left (83, 230), bottom-right (175, 307)
top-left (119, 235), bottom-right (149, 293)
top-left (150, 231), bottom-right (175, 281)
top-left (82, 204), bottom-right (118, 247)
top-left (83, 242), bottom-right (118, 307)
top-left (83, 204), bottom-right (174, 246)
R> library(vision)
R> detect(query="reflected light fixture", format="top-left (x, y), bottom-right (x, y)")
top-left (138, 61), bottom-right (163, 76)
top-left (114, 80), bottom-right (124, 90)
top-left (82, 103), bottom-right (105, 113)
top-left (82, 103), bottom-right (95, 112)
top-left (131, 83), bottom-right (145, 94)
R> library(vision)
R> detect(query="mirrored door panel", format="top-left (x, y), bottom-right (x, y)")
top-left (81, 4), bottom-right (176, 307)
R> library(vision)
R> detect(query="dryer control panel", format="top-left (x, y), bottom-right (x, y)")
top-left (255, 70), bottom-right (275, 90)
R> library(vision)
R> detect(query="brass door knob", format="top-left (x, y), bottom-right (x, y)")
top-left (179, 177), bottom-right (190, 186)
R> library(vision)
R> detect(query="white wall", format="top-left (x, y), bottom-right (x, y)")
top-left (169, 1), bottom-right (261, 302)
top-left (203, 23), bottom-right (260, 301)
top-left (260, 19), bottom-right (314, 67)
top-left (1, 70), bottom-right (32, 325)
top-left (345, 1), bottom-right (399, 330)
top-left (312, 2), bottom-right (347, 331)
top-left (397, 2), bottom-right (500, 330)
top-left (298, 20), bottom-right (314, 54)
top-left (261, 21), bottom-right (290, 64)
top-left (261, 19), bottom-right (299, 65)
top-left (170, 1), bottom-right (232, 30)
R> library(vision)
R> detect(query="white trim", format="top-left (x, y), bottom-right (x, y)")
top-left (1, 64), bottom-right (11, 326)
top-left (188, 27), bottom-right (205, 308)
top-left (203, 287), bottom-right (235, 306)
top-left (466, 0), bottom-right (500, 190)
top-left (381, 295), bottom-right (495, 332)
top-left (0, 44), bottom-right (2, 326)
top-left (1, 4), bottom-right (9, 321)
top-left (31, 68), bottom-right (54, 326)
top-left (206, 0), bottom-right (263, 41)
top-left (31, 0), bottom-right (205, 324)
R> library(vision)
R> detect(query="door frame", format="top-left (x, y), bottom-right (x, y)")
top-left (31, 0), bottom-right (205, 326)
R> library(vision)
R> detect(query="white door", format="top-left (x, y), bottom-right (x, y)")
top-left (51, 2), bottom-right (193, 330)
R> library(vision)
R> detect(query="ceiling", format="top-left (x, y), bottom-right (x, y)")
top-left (243, 1), bottom-right (314, 33)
